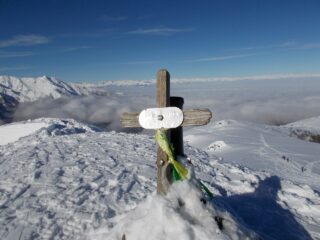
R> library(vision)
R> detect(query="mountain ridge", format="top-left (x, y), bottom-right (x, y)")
top-left (0, 76), bottom-right (84, 102)
top-left (0, 76), bottom-right (113, 124)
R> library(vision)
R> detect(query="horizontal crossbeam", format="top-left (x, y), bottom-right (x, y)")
top-left (120, 108), bottom-right (212, 128)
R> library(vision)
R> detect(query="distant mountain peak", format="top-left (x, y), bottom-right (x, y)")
top-left (0, 75), bottom-right (83, 102)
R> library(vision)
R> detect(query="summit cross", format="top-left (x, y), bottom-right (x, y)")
top-left (120, 69), bottom-right (212, 194)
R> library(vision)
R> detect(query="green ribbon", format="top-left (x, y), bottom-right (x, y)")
top-left (155, 129), bottom-right (214, 199)
top-left (155, 129), bottom-right (188, 180)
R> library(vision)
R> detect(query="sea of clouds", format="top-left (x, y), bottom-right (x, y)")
top-left (12, 77), bottom-right (320, 130)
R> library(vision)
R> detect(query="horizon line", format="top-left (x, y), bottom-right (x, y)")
top-left (2, 72), bottom-right (320, 84)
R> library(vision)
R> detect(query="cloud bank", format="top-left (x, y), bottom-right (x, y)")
top-left (173, 78), bottom-right (320, 125)
top-left (13, 96), bottom-right (137, 131)
top-left (10, 76), bottom-right (320, 130)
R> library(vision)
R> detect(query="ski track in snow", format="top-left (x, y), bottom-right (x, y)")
top-left (0, 119), bottom-right (319, 239)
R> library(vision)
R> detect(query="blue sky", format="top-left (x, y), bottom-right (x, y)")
top-left (0, 0), bottom-right (320, 82)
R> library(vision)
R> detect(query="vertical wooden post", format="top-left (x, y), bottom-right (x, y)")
top-left (156, 69), bottom-right (170, 194)
top-left (170, 96), bottom-right (184, 157)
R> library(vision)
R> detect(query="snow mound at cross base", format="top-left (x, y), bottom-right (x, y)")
top-left (91, 181), bottom-right (256, 240)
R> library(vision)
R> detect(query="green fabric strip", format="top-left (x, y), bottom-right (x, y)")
top-left (155, 129), bottom-right (213, 199)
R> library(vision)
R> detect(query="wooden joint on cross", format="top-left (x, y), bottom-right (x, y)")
top-left (120, 108), bottom-right (212, 128)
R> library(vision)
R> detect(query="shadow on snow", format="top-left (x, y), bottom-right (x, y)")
top-left (213, 175), bottom-right (312, 240)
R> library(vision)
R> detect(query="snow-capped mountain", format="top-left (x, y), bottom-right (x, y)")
top-left (0, 76), bottom-right (80, 123)
top-left (0, 118), bottom-right (319, 239)
top-left (0, 76), bottom-right (85, 102)
top-left (0, 76), bottom-right (112, 124)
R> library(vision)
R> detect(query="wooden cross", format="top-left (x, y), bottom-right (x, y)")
top-left (120, 69), bottom-right (212, 194)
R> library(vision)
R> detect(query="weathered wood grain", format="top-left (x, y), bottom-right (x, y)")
top-left (156, 69), bottom-right (170, 108)
top-left (120, 112), bottom-right (140, 128)
top-left (183, 108), bottom-right (212, 126)
top-left (156, 69), bottom-right (170, 195)
top-left (120, 108), bottom-right (212, 128)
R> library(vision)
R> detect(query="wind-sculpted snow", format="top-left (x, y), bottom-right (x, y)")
top-left (0, 118), bottom-right (319, 239)
top-left (0, 127), bottom-right (157, 239)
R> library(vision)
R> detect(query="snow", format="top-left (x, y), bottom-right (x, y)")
top-left (283, 116), bottom-right (320, 143)
top-left (0, 121), bottom-right (48, 145)
top-left (93, 181), bottom-right (257, 240)
top-left (287, 116), bottom-right (320, 131)
top-left (185, 120), bottom-right (320, 191)
top-left (0, 118), bottom-right (99, 145)
top-left (1, 74), bottom-right (320, 239)
top-left (0, 125), bottom-right (157, 239)
top-left (207, 141), bottom-right (229, 152)
top-left (0, 118), bottom-right (320, 239)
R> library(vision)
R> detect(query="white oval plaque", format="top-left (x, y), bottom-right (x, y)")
top-left (139, 107), bottom-right (183, 129)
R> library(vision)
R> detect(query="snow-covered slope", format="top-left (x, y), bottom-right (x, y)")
top-left (0, 118), bottom-right (319, 239)
top-left (0, 118), bottom-right (100, 145)
top-left (283, 116), bottom-right (320, 143)
top-left (287, 116), bottom-right (320, 130)
top-left (185, 120), bottom-right (320, 191)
